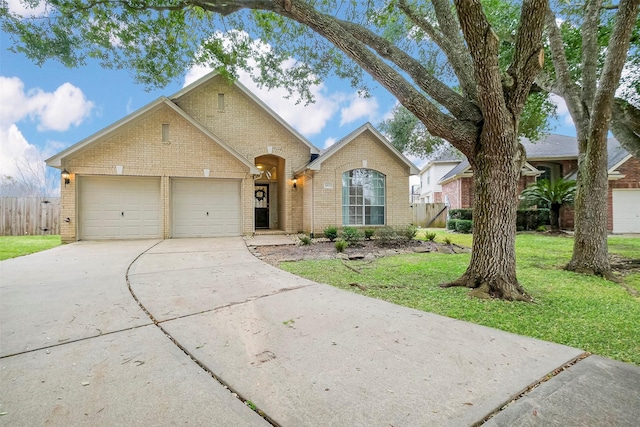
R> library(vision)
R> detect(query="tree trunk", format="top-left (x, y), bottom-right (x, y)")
top-left (550, 203), bottom-right (561, 231)
top-left (442, 129), bottom-right (532, 302)
top-left (566, 133), bottom-right (611, 276)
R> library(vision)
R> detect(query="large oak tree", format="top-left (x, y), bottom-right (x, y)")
top-left (2, 0), bottom-right (551, 300)
top-left (540, 0), bottom-right (640, 276)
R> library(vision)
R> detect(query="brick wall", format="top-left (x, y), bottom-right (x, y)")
top-left (302, 129), bottom-right (412, 235)
top-left (441, 180), bottom-right (460, 209)
top-left (61, 105), bottom-right (251, 241)
top-left (173, 76), bottom-right (312, 233)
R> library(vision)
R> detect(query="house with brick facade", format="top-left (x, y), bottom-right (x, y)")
top-left (416, 134), bottom-right (640, 233)
top-left (46, 72), bottom-right (419, 242)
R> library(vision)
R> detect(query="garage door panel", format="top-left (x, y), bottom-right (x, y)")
top-left (612, 189), bottom-right (640, 234)
top-left (172, 178), bottom-right (240, 238)
top-left (79, 176), bottom-right (161, 240)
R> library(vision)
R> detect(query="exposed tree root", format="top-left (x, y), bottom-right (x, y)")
top-left (565, 264), bottom-right (617, 281)
top-left (441, 275), bottom-right (534, 302)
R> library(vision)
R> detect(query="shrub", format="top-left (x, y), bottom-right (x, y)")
top-left (377, 226), bottom-right (399, 244)
top-left (516, 209), bottom-right (550, 231)
top-left (536, 225), bottom-right (547, 232)
top-left (342, 227), bottom-right (364, 244)
top-left (364, 229), bottom-right (375, 240)
top-left (425, 232), bottom-right (437, 241)
top-left (449, 209), bottom-right (473, 220)
top-left (447, 219), bottom-right (459, 230)
top-left (400, 224), bottom-right (418, 240)
top-left (443, 236), bottom-right (452, 245)
top-left (335, 239), bottom-right (348, 253)
top-left (298, 234), bottom-right (312, 245)
top-left (455, 220), bottom-right (473, 234)
top-left (323, 226), bottom-right (338, 242)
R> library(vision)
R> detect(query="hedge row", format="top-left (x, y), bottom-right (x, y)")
top-left (446, 219), bottom-right (473, 233)
top-left (446, 208), bottom-right (551, 233)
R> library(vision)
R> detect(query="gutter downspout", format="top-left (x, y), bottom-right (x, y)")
top-left (302, 170), bottom-right (315, 238)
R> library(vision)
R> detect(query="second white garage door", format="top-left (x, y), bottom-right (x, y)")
top-left (172, 178), bottom-right (241, 237)
top-left (612, 189), bottom-right (640, 233)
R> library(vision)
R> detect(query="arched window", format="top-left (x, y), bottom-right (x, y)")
top-left (342, 169), bottom-right (386, 225)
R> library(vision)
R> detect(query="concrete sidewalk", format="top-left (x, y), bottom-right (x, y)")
top-left (2, 237), bottom-right (639, 426)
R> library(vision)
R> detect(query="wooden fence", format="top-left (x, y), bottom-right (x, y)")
top-left (411, 202), bottom-right (447, 228)
top-left (0, 197), bottom-right (60, 236)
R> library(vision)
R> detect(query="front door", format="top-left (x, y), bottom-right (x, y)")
top-left (255, 184), bottom-right (269, 229)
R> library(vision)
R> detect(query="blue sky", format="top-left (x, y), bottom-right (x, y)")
top-left (1, 6), bottom-right (578, 187)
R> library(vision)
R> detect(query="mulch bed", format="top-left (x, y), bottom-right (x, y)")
top-left (248, 238), bottom-right (470, 267)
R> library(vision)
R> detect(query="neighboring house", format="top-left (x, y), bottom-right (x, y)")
top-left (418, 134), bottom-right (640, 233)
top-left (46, 72), bottom-right (419, 242)
top-left (417, 149), bottom-right (463, 204)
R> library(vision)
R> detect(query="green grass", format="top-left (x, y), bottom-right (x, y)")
top-left (282, 230), bottom-right (640, 365)
top-left (0, 235), bottom-right (62, 260)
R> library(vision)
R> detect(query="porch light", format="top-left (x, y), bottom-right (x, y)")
top-left (292, 178), bottom-right (297, 189)
top-left (61, 169), bottom-right (70, 186)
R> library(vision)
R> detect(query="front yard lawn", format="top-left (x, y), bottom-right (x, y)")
top-left (281, 231), bottom-right (640, 365)
top-left (0, 235), bottom-right (62, 261)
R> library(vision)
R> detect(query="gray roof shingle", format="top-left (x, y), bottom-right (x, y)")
top-left (435, 134), bottom-right (632, 183)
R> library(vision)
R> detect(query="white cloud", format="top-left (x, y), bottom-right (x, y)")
top-left (0, 124), bottom-right (39, 178)
top-left (340, 95), bottom-right (379, 126)
top-left (35, 83), bottom-right (95, 131)
top-left (323, 137), bottom-right (337, 149)
top-left (5, 0), bottom-right (48, 17)
top-left (549, 94), bottom-right (574, 126)
top-left (0, 77), bottom-right (93, 191)
top-left (0, 77), bottom-right (94, 131)
top-left (126, 97), bottom-right (134, 114)
top-left (380, 102), bottom-right (398, 122)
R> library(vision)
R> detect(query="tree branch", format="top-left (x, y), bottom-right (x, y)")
top-left (505, 0), bottom-right (547, 117)
top-left (187, 0), bottom-right (479, 149)
top-left (336, 19), bottom-right (482, 124)
top-left (397, 0), bottom-right (477, 101)
top-left (544, 9), bottom-right (586, 127)
top-left (590, 0), bottom-right (640, 136)
top-left (581, 0), bottom-right (604, 110)
top-left (454, 0), bottom-right (506, 123)
top-left (611, 98), bottom-right (640, 158)
top-left (430, 0), bottom-right (477, 100)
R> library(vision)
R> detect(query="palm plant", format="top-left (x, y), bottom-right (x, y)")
top-left (521, 178), bottom-right (576, 230)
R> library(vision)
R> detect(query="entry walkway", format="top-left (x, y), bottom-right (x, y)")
top-left (1, 238), bottom-right (639, 425)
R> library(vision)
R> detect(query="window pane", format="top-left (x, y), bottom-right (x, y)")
top-left (342, 169), bottom-right (385, 226)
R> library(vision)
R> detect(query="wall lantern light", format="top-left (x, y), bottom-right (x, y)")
top-left (61, 169), bottom-right (70, 186)
top-left (292, 178), bottom-right (297, 189)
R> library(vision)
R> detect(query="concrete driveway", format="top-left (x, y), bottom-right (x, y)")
top-left (2, 238), bottom-right (639, 426)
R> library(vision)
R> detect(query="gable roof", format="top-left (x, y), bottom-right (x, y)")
top-left (438, 159), bottom-right (471, 183)
top-left (607, 137), bottom-right (631, 170)
top-left (45, 97), bottom-right (261, 174)
top-left (437, 133), bottom-right (635, 184)
top-left (300, 123), bottom-right (419, 175)
top-left (170, 72), bottom-right (320, 154)
top-left (520, 134), bottom-right (579, 159)
top-left (419, 147), bottom-right (464, 173)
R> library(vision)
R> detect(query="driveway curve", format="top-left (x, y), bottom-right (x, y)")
top-left (128, 238), bottom-right (585, 427)
top-left (0, 240), bottom-right (267, 426)
top-left (4, 238), bottom-right (637, 426)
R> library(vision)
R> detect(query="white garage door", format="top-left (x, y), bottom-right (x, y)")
top-left (172, 178), bottom-right (241, 237)
top-left (612, 189), bottom-right (640, 233)
top-left (79, 176), bottom-right (161, 239)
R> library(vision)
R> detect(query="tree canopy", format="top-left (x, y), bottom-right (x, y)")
top-left (2, 0), bottom-right (552, 300)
